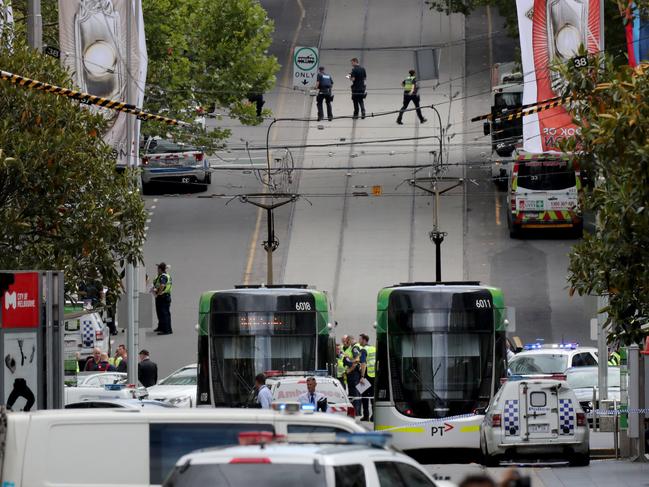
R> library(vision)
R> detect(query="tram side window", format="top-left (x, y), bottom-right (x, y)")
top-left (334, 464), bottom-right (366, 487)
top-left (149, 423), bottom-right (274, 484)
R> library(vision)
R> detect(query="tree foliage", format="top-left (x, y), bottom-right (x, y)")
top-left (558, 50), bottom-right (649, 345)
top-left (0, 41), bottom-right (146, 303)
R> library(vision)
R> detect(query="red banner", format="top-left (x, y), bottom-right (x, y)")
top-left (1, 273), bottom-right (40, 328)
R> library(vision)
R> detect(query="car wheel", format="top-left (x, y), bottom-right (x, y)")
top-left (568, 451), bottom-right (590, 467)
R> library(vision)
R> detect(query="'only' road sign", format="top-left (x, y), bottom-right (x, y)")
top-left (293, 46), bottom-right (319, 90)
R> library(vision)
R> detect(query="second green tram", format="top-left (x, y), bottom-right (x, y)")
top-left (196, 285), bottom-right (336, 407)
top-left (373, 282), bottom-right (508, 453)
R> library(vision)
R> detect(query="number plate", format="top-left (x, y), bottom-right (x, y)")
top-left (528, 424), bottom-right (549, 434)
top-left (524, 212), bottom-right (539, 219)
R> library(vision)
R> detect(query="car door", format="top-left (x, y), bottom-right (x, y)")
top-left (520, 381), bottom-right (560, 441)
top-left (374, 461), bottom-right (437, 487)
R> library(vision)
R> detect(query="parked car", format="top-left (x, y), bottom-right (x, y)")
top-left (65, 399), bottom-right (176, 409)
top-left (565, 366), bottom-right (621, 413)
top-left (266, 374), bottom-right (355, 418)
top-left (163, 432), bottom-right (451, 487)
top-left (480, 375), bottom-right (589, 466)
top-left (64, 371), bottom-right (148, 404)
top-left (147, 364), bottom-right (197, 408)
top-left (140, 137), bottom-right (210, 187)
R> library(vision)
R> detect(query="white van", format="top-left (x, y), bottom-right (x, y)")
top-left (0, 407), bottom-right (366, 486)
top-left (480, 376), bottom-right (589, 466)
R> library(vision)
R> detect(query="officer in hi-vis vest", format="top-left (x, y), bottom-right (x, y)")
top-left (358, 333), bottom-right (376, 422)
top-left (396, 69), bottom-right (427, 125)
top-left (153, 262), bottom-right (173, 335)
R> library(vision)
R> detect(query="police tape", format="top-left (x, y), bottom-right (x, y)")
top-left (590, 408), bottom-right (649, 416)
top-left (470, 95), bottom-right (572, 123)
top-left (0, 69), bottom-right (190, 127)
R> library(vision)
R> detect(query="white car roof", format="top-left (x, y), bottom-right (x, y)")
top-left (514, 346), bottom-right (597, 356)
top-left (267, 376), bottom-right (340, 384)
top-left (177, 442), bottom-right (410, 466)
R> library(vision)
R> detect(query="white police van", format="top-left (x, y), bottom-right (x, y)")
top-left (0, 405), bottom-right (365, 486)
top-left (480, 375), bottom-right (589, 466)
top-left (163, 432), bottom-right (452, 487)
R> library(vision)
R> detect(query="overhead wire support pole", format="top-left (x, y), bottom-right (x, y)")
top-left (409, 177), bottom-right (463, 281)
top-left (429, 104), bottom-right (443, 164)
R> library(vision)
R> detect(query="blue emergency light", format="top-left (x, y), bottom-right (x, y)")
top-left (335, 432), bottom-right (391, 448)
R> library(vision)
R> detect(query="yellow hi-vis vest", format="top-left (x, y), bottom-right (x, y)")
top-left (362, 345), bottom-right (376, 378)
top-left (336, 355), bottom-right (345, 379)
top-left (154, 273), bottom-right (172, 295)
top-left (403, 76), bottom-right (416, 93)
top-left (608, 351), bottom-right (621, 366)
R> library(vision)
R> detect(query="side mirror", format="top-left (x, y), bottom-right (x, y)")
top-left (483, 122), bottom-right (491, 136)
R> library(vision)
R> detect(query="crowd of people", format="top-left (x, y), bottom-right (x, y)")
top-left (80, 346), bottom-right (158, 388)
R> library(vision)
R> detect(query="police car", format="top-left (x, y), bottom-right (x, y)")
top-left (64, 372), bottom-right (148, 404)
top-left (266, 373), bottom-right (355, 418)
top-left (63, 306), bottom-right (110, 367)
top-left (480, 375), bottom-right (589, 466)
top-left (508, 342), bottom-right (598, 375)
top-left (163, 432), bottom-right (452, 487)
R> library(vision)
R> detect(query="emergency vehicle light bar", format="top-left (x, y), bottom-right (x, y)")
top-left (524, 342), bottom-right (578, 350)
top-left (335, 432), bottom-right (391, 448)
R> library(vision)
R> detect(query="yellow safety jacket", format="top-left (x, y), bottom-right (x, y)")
top-left (154, 272), bottom-right (172, 295)
top-left (362, 345), bottom-right (376, 378)
top-left (403, 76), bottom-right (416, 93)
top-left (608, 351), bottom-right (621, 366)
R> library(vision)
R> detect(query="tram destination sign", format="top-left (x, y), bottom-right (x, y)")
top-left (292, 46), bottom-right (319, 89)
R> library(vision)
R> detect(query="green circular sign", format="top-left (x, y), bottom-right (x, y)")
top-left (294, 47), bottom-right (318, 71)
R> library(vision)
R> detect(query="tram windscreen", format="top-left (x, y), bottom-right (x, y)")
top-left (210, 312), bottom-right (317, 406)
top-left (389, 309), bottom-right (494, 419)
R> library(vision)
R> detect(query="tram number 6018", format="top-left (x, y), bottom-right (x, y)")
top-left (295, 302), bottom-right (312, 311)
top-left (475, 299), bottom-right (492, 309)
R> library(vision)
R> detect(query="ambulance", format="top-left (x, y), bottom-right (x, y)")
top-left (507, 153), bottom-right (583, 238)
top-left (480, 375), bottom-right (590, 466)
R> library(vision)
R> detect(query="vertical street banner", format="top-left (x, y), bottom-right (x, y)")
top-left (516, 0), bottom-right (602, 153)
top-left (58, 0), bottom-right (148, 166)
top-left (1, 272), bottom-right (40, 411)
top-left (625, 2), bottom-right (649, 66)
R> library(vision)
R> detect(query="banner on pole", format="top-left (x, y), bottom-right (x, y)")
top-left (516, 0), bottom-right (601, 153)
top-left (58, 0), bottom-right (148, 166)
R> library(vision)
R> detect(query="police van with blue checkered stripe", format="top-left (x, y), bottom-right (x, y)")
top-left (479, 373), bottom-right (590, 466)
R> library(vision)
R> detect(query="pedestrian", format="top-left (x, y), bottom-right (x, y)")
top-left (396, 69), bottom-right (427, 125)
top-left (153, 262), bottom-right (172, 335)
top-left (315, 66), bottom-right (334, 121)
top-left (98, 352), bottom-right (116, 371)
top-left (344, 340), bottom-right (365, 416)
top-left (84, 347), bottom-right (103, 371)
top-left (358, 333), bottom-right (375, 421)
top-left (348, 57), bottom-right (367, 119)
top-left (137, 349), bottom-right (158, 388)
top-left (247, 91), bottom-right (265, 118)
top-left (254, 373), bottom-right (273, 409)
top-left (298, 376), bottom-right (328, 412)
top-left (116, 344), bottom-right (128, 373)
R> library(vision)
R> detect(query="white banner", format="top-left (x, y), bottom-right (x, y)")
top-left (516, 0), bottom-right (601, 153)
top-left (58, 0), bottom-right (147, 166)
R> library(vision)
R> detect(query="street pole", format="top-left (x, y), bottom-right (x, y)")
top-left (266, 207), bottom-right (274, 284)
top-left (26, 0), bottom-right (42, 51)
top-left (125, 0), bottom-right (137, 385)
top-left (429, 105), bottom-right (443, 164)
top-left (597, 295), bottom-right (609, 402)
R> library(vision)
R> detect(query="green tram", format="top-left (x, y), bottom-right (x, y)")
top-left (373, 282), bottom-right (508, 454)
top-left (196, 285), bottom-right (336, 407)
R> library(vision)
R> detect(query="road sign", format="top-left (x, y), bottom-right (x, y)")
top-left (293, 46), bottom-right (319, 89)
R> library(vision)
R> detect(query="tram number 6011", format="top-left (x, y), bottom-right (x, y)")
top-left (295, 302), bottom-right (312, 311)
top-left (475, 299), bottom-right (492, 309)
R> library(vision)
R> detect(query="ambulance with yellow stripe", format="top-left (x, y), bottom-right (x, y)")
top-left (507, 153), bottom-right (583, 238)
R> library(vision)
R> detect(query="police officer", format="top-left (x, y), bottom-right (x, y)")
top-left (608, 349), bottom-right (621, 366)
top-left (336, 343), bottom-right (346, 387)
top-left (358, 333), bottom-right (375, 422)
top-left (396, 69), bottom-right (427, 125)
top-left (316, 66), bottom-right (334, 121)
top-left (345, 339), bottom-right (365, 416)
top-left (348, 57), bottom-right (367, 119)
top-left (153, 262), bottom-right (172, 335)
top-left (247, 91), bottom-right (265, 118)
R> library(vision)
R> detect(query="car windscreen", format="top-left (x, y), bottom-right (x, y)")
top-left (159, 367), bottom-right (197, 386)
top-left (508, 354), bottom-right (568, 374)
top-left (566, 368), bottom-right (620, 389)
top-left (163, 464), bottom-right (326, 487)
top-left (147, 139), bottom-right (198, 154)
top-left (517, 161), bottom-right (576, 191)
top-left (273, 381), bottom-right (347, 404)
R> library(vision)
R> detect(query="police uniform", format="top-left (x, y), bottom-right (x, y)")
top-left (359, 343), bottom-right (376, 421)
top-left (153, 267), bottom-right (173, 335)
top-left (316, 70), bottom-right (334, 121)
top-left (396, 73), bottom-right (426, 124)
top-left (608, 350), bottom-right (621, 366)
